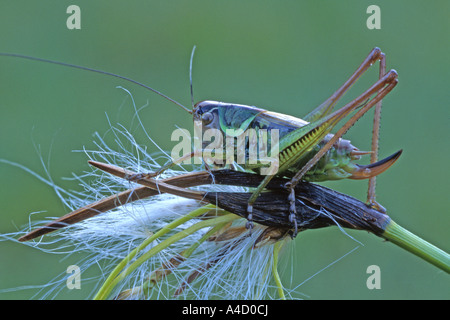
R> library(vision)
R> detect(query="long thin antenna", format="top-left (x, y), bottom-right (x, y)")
top-left (189, 46), bottom-right (196, 108)
top-left (0, 52), bottom-right (192, 114)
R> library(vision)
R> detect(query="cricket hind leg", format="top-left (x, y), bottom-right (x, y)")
top-left (286, 68), bottom-right (398, 235)
top-left (285, 48), bottom-right (390, 236)
top-left (366, 52), bottom-right (386, 212)
top-left (304, 47), bottom-right (385, 123)
top-left (245, 53), bottom-right (398, 236)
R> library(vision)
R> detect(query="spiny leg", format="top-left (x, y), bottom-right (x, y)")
top-left (246, 69), bottom-right (399, 235)
top-left (286, 69), bottom-right (399, 231)
top-left (287, 187), bottom-right (298, 236)
top-left (245, 174), bottom-right (275, 233)
top-left (367, 52), bottom-right (386, 212)
top-left (304, 47), bottom-right (384, 122)
top-left (290, 71), bottom-right (399, 185)
top-left (287, 48), bottom-right (388, 235)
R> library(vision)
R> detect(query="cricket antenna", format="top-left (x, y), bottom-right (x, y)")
top-left (0, 52), bottom-right (192, 114)
top-left (189, 45), bottom-right (196, 109)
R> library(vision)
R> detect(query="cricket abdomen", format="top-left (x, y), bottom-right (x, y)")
top-left (284, 138), bottom-right (359, 181)
top-left (250, 110), bottom-right (362, 181)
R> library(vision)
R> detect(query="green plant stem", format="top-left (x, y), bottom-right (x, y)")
top-left (272, 240), bottom-right (286, 300)
top-left (93, 204), bottom-right (217, 300)
top-left (382, 220), bottom-right (450, 273)
top-left (142, 221), bottom-right (227, 294)
top-left (95, 212), bottom-right (239, 300)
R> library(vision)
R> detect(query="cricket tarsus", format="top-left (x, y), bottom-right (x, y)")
top-left (245, 205), bottom-right (254, 233)
top-left (287, 187), bottom-right (298, 237)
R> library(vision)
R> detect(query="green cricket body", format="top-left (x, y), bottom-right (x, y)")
top-left (193, 100), bottom-right (370, 182)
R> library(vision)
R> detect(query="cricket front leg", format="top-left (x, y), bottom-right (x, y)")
top-left (245, 174), bottom-right (300, 237)
top-left (245, 174), bottom-right (275, 233)
top-left (286, 184), bottom-right (299, 237)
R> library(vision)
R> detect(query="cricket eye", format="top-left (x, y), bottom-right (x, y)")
top-left (201, 112), bottom-right (214, 125)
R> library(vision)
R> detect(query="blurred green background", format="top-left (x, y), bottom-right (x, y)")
top-left (0, 1), bottom-right (448, 299)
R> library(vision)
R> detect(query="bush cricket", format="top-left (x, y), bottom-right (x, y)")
top-left (125, 47), bottom-right (401, 236)
top-left (2, 47), bottom-right (401, 239)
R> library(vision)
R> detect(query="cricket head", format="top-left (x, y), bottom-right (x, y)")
top-left (193, 100), bottom-right (265, 136)
top-left (192, 100), bottom-right (222, 129)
